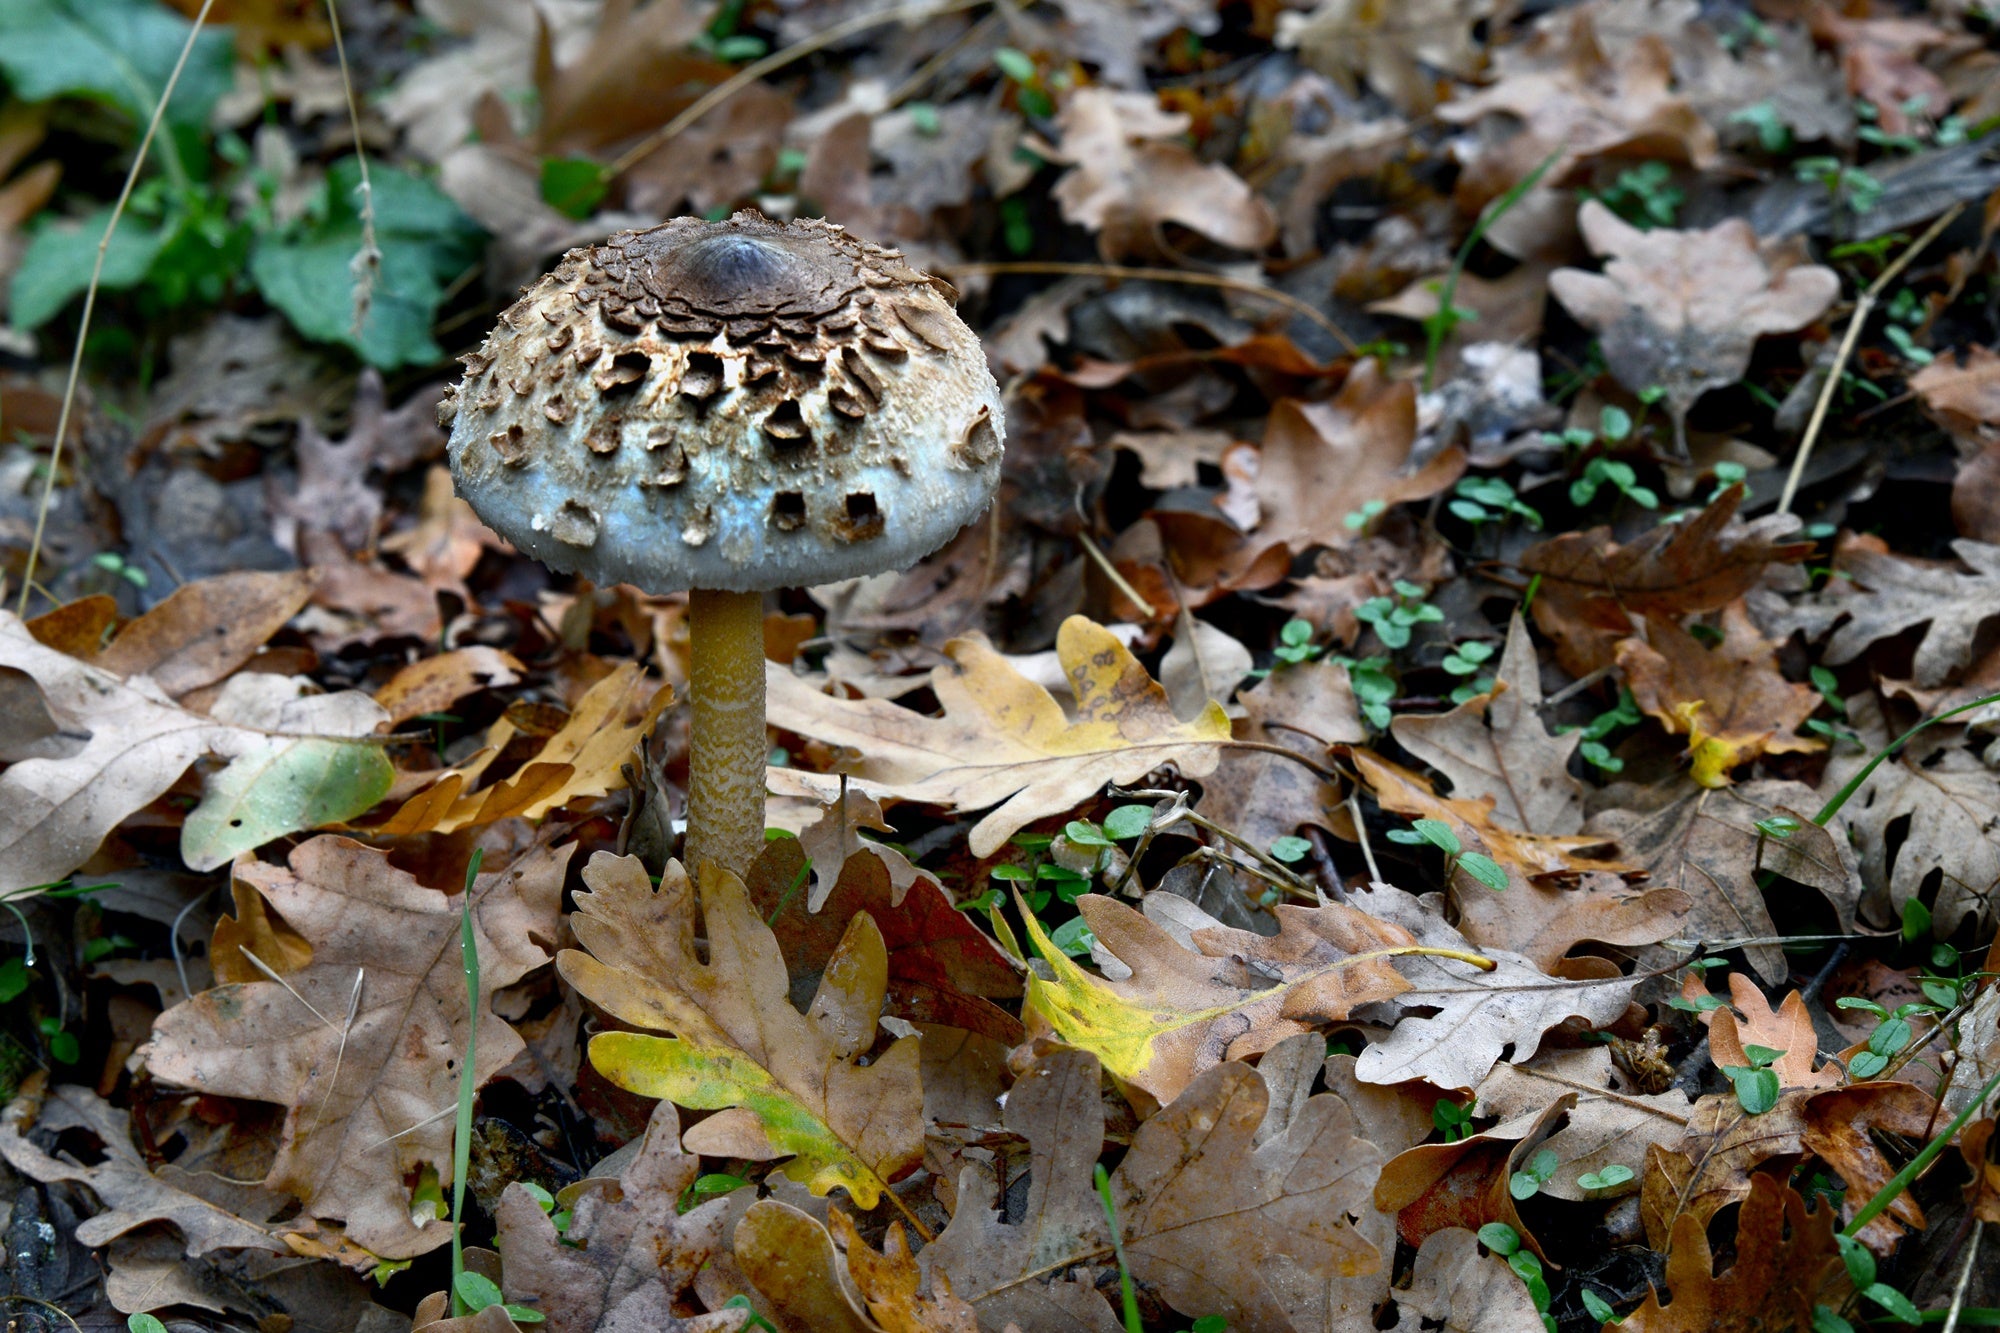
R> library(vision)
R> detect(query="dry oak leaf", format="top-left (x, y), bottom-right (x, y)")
top-left (1914, 344), bottom-right (2000, 446)
top-left (1638, 1090), bottom-right (1811, 1249)
top-left (1393, 612), bottom-right (1585, 835)
top-left (376, 662), bottom-right (669, 835)
top-left (1195, 658), bottom-right (1364, 867)
top-left (1252, 361), bottom-right (1467, 556)
top-left (1701, 972), bottom-right (1843, 1091)
top-left (740, 1205), bottom-right (979, 1333)
top-left (1373, 1094), bottom-right (1575, 1260)
top-left (371, 646), bottom-right (525, 728)
top-left (919, 1048), bottom-right (1123, 1333)
top-left (1793, 537), bottom-right (2000, 689)
top-left (1520, 483), bottom-right (1813, 678)
top-left (1960, 1116), bottom-right (2000, 1224)
top-left (141, 837), bottom-right (568, 1260)
top-left (1018, 889), bottom-right (1418, 1108)
top-left (1549, 201), bottom-right (1839, 452)
top-left (749, 836), bottom-right (1023, 1048)
top-left (766, 615), bottom-right (1229, 858)
top-left (1472, 1049), bottom-right (1694, 1201)
top-left (1351, 748), bottom-right (1634, 881)
top-left (1276, 0), bottom-right (1496, 114)
top-left (490, 1101), bottom-right (734, 1333)
top-left (0, 1081), bottom-right (286, 1258)
top-left (1044, 87), bottom-right (1276, 260)
top-left (1818, 696), bottom-right (1998, 934)
top-left (1342, 880), bottom-right (1639, 1090)
top-left (1586, 778), bottom-right (1860, 984)
top-left (1616, 601), bottom-right (1823, 783)
top-left (1393, 1228), bottom-right (1545, 1333)
top-left (90, 568), bottom-right (316, 698)
top-left (558, 853), bottom-right (924, 1211)
top-left (1449, 866), bottom-right (1690, 976)
top-left (1625, 1174), bottom-right (1841, 1332)
top-left (0, 612), bottom-right (390, 896)
top-left (1800, 1081), bottom-right (1938, 1254)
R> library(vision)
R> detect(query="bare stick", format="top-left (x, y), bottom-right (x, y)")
top-left (1777, 204), bottom-right (1963, 515)
top-left (18, 0), bottom-right (220, 615)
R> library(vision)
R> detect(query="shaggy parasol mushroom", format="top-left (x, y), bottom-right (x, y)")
top-left (438, 211), bottom-right (1005, 882)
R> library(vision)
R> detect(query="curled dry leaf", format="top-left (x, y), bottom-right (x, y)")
top-left (1799, 1081), bottom-right (1938, 1253)
top-left (1394, 1227), bottom-right (1545, 1333)
top-left (1616, 602), bottom-right (1823, 786)
top-left (1520, 484), bottom-right (1814, 679)
top-left (1044, 88), bottom-right (1275, 260)
top-left (490, 1102), bottom-right (735, 1333)
top-left (142, 837), bottom-right (568, 1260)
top-left (1393, 612), bottom-right (1584, 835)
top-left (1625, 1175), bottom-right (1841, 1332)
top-left (767, 615), bottom-right (1229, 857)
top-left (0, 1081), bottom-right (286, 1258)
top-left (1549, 201), bottom-right (1839, 452)
top-left (375, 661), bottom-right (669, 835)
top-left (1018, 889), bottom-right (1416, 1106)
top-left (1373, 1093), bottom-right (1574, 1259)
top-left (559, 853), bottom-right (925, 1211)
top-left (1252, 361), bottom-right (1466, 556)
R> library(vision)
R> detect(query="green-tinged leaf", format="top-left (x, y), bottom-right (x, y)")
top-left (181, 738), bottom-right (394, 871)
top-left (678, 1172), bottom-right (753, 1214)
top-left (455, 1271), bottom-right (505, 1312)
top-left (9, 207), bottom-right (170, 329)
top-left (540, 157), bottom-right (608, 220)
top-left (1103, 804), bottom-right (1153, 840)
top-left (1478, 1222), bottom-right (1521, 1255)
top-left (1458, 853), bottom-right (1509, 891)
top-left (1724, 1064), bottom-right (1780, 1114)
top-left (1048, 915), bottom-right (1096, 957)
top-left (250, 159), bottom-right (484, 368)
top-left (0, 0), bottom-right (233, 129)
top-left (0, 957), bottom-right (29, 1004)
top-left (1268, 835), bottom-right (1312, 863)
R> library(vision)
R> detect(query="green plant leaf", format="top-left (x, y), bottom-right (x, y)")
top-left (454, 1270), bottom-right (505, 1312)
top-left (9, 207), bottom-right (171, 330)
top-left (0, 0), bottom-right (234, 130)
top-left (181, 738), bottom-right (394, 871)
top-left (250, 159), bottom-right (484, 368)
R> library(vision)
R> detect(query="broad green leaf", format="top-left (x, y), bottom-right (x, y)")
top-left (250, 159), bottom-right (483, 368)
top-left (0, 0), bottom-right (233, 130)
top-left (181, 737), bottom-right (394, 871)
top-left (559, 855), bottom-right (923, 1211)
top-left (9, 207), bottom-right (170, 329)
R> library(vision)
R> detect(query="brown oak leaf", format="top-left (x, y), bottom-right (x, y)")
top-left (1626, 1175), bottom-right (1841, 1331)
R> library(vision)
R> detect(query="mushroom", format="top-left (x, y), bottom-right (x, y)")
top-left (438, 211), bottom-right (1006, 883)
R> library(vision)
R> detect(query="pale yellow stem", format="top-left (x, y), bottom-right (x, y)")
top-left (685, 587), bottom-right (768, 885)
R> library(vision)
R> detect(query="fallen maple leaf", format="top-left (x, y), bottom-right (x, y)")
top-left (767, 615), bottom-right (1229, 858)
top-left (1519, 484), bottom-right (1814, 677)
top-left (1616, 601), bottom-right (1823, 784)
top-left (1044, 87), bottom-right (1276, 259)
top-left (1018, 889), bottom-right (1419, 1106)
top-left (1252, 361), bottom-right (1466, 556)
top-left (1549, 201), bottom-right (1838, 453)
top-left (1586, 778), bottom-right (1860, 984)
top-left (490, 1102), bottom-right (734, 1332)
top-left (0, 1080), bottom-right (286, 1258)
top-left (558, 854), bottom-right (924, 1211)
top-left (1392, 613), bottom-right (1584, 835)
top-left (376, 662), bottom-right (668, 835)
top-left (1625, 1175), bottom-right (1841, 1331)
top-left (142, 837), bottom-right (568, 1259)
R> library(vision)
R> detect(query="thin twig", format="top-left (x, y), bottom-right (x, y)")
top-left (1777, 204), bottom-right (1964, 515)
top-left (19, 0), bottom-right (221, 615)
top-left (1350, 791), bottom-right (1383, 884)
top-left (1942, 1221), bottom-right (1983, 1333)
top-left (323, 0), bottom-right (380, 338)
top-left (947, 260), bottom-right (1357, 354)
top-left (606, 0), bottom-right (992, 180)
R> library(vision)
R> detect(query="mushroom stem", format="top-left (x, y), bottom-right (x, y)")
top-left (686, 587), bottom-right (769, 885)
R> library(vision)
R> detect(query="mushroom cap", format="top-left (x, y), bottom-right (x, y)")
top-left (439, 211), bottom-right (1005, 592)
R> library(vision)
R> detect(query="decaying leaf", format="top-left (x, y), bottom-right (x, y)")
top-left (1799, 1081), bottom-right (1937, 1253)
top-left (1373, 1093), bottom-right (1573, 1258)
top-left (1702, 973), bottom-right (1843, 1091)
top-left (1276, 0), bottom-right (1496, 113)
top-left (1549, 201), bottom-right (1839, 452)
top-left (1639, 1090), bottom-right (1810, 1248)
top-left (91, 569), bottom-right (317, 698)
top-left (1393, 613), bottom-right (1584, 835)
top-left (142, 838), bottom-right (568, 1259)
top-left (1018, 889), bottom-right (1416, 1106)
top-left (1789, 537), bottom-right (2000, 690)
top-left (767, 616), bottom-right (1229, 857)
top-left (1394, 1227), bottom-right (1544, 1333)
top-left (559, 854), bottom-right (925, 1211)
top-left (1626, 1175), bottom-right (1841, 1331)
top-left (1196, 658), bottom-right (1363, 862)
top-left (490, 1102), bottom-right (733, 1332)
top-left (0, 1081), bottom-right (286, 1258)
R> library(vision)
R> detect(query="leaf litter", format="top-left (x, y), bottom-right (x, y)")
top-left (0, 0), bottom-right (1997, 1328)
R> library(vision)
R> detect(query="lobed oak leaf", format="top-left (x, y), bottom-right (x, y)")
top-left (141, 837), bottom-right (569, 1259)
top-left (1394, 1228), bottom-right (1545, 1332)
top-left (1701, 973), bottom-right (1842, 1091)
top-left (1799, 1081), bottom-right (1938, 1253)
top-left (558, 853), bottom-right (924, 1211)
top-left (0, 1081), bottom-right (287, 1258)
top-left (1472, 1049), bottom-right (1694, 1201)
top-left (1195, 658), bottom-right (1363, 866)
top-left (1549, 202), bottom-right (1839, 453)
top-left (1519, 484), bottom-right (1813, 677)
top-left (766, 615), bottom-right (1229, 858)
top-left (90, 569), bottom-right (317, 699)
top-left (1393, 613), bottom-right (1585, 835)
top-left (375, 662), bottom-right (669, 835)
top-left (1276, 0), bottom-right (1496, 114)
top-left (1615, 601), bottom-right (1823, 784)
top-left (1044, 88), bottom-right (1276, 260)
top-left (489, 1101), bottom-right (735, 1332)
top-left (1790, 537), bottom-right (2000, 689)
top-left (747, 1207), bottom-right (981, 1333)
top-left (1638, 1090), bottom-right (1811, 1249)
top-left (1018, 889), bottom-right (1416, 1107)
top-left (1586, 778), bottom-right (1860, 984)
top-left (1374, 1094), bottom-right (1573, 1260)
top-left (1252, 361), bottom-right (1466, 556)
top-left (1626, 1175), bottom-right (1841, 1332)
